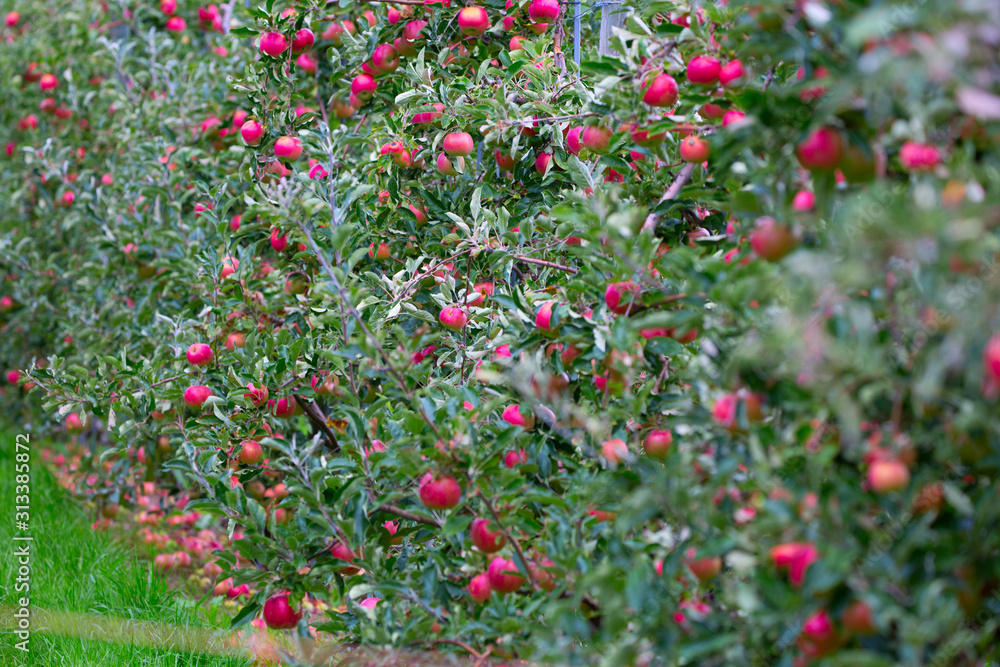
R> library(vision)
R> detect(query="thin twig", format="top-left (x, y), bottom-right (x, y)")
top-left (499, 111), bottom-right (597, 128)
top-left (148, 374), bottom-right (183, 389)
top-left (508, 254), bottom-right (578, 275)
top-left (375, 503), bottom-right (439, 527)
top-left (481, 495), bottom-right (538, 590)
top-left (762, 65), bottom-right (776, 91)
top-left (300, 225), bottom-right (441, 438)
top-left (422, 638), bottom-right (483, 659)
top-left (293, 394), bottom-right (340, 452)
top-left (640, 162), bottom-right (696, 233)
top-left (220, 0), bottom-right (236, 34)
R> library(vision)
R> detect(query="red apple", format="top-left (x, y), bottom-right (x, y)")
top-left (225, 333), bottom-right (246, 350)
top-left (529, 558), bottom-right (557, 591)
top-left (487, 556), bottom-right (524, 593)
top-left (183, 385), bottom-right (213, 409)
top-left (721, 110), bottom-right (746, 127)
top-left (536, 301), bottom-right (557, 332)
top-left (534, 152), bottom-right (551, 174)
top-left (719, 60), bottom-right (746, 87)
top-left (502, 404), bottom-right (535, 430)
top-left (984, 334), bottom-right (1000, 382)
top-left (291, 28), bottom-right (314, 54)
top-left (443, 132), bottom-right (475, 156)
top-left (273, 396), bottom-right (297, 418)
top-left (259, 32), bottom-right (288, 57)
top-left (504, 449), bottom-right (528, 468)
top-left (701, 102), bottom-right (727, 119)
top-left (799, 610), bottom-right (838, 658)
top-left (680, 135), bottom-right (710, 163)
top-left (604, 280), bottom-right (640, 315)
top-left (712, 390), bottom-right (764, 430)
top-left (333, 99), bottom-right (355, 118)
top-left (330, 541), bottom-right (360, 573)
top-left (467, 282), bottom-right (494, 307)
top-left (243, 383), bottom-right (268, 406)
top-left (580, 126), bottom-right (612, 154)
top-left (436, 153), bottom-right (464, 176)
top-left (371, 43), bottom-right (400, 74)
top-left (770, 541), bottom-right (819, 587)
top-left (66, 413), bottom-right (85, 432)
top-left (643, 430), bottom-right (672, 458)
top-left (468, 573), bottom-right (492, 603)
top-left (213, 577), bottom-right (234, 596)
top-left (899, 141), bottom-right (941, 172)
top-left (566, 126), bottom-right (583, 155)
top-left (238, 440), bottom-right (263, 464)
top-left (412, 103), bottom-right (444, 124)
top-left (792, 190), bottom-right (816, 211)
top-left (296, 53), bottom-right (318, 73)
top-left (457, 6), bottom-right (490, 36)
top-left (796, 127), bottom-right (843, 171)
top-left (392, 150), bottom-right (412, 168)
top-left (686, 55), bottom-right (721, 85)
top-left (270, 228), bottom-right (289, 252)
top-left (407, 204), bottom-right (428, 225)
top-left (601, 438), bottom-right (628, 463)
top-left (750, 216), bottom-right (798, 261)
top-left (685, 548), bottom-right (722, 581)
top-left (402, 19), bottom-right (427, 44)
top-left (439, 307), bottom-right (469, 330)
top-left (166, 16), bottom-right (186, 32)
top-left (528, 0), bottom-right (560, 22)
top-left (868, 459), bottom-right (910, 493)
top-left (631, 127), bottom-right (666, 146)
top-left (262, 593), bottom-right (302, 629)
top-left (495, 149), bottom-right (515, 170)
top-left (841, 600), bottom-right (876, 634)
top-left (470, 518), bottom-right (506, 552)
top-left (323, 22), bottom-right (345, 44)
top-left (369, 242), bottom-right (390, 260)
top-left (351, 74), bottom-right (377, 102)
top-left (312, 374), bottom-right (339, 395)
top-left (274, 136), bottom-right (303, 162)
top-left (419, 474), bottom-right (462, 509)
top-left (186, 343), bottom-right (214, 367)
top-left (642, 73), bottom-right (679, 107)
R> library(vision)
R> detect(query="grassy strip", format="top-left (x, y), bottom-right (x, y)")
top-left (0, 429), bottom-right (251, 666)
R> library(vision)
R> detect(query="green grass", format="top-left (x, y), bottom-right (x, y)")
top-left (0, 429), bottom-right (251, 666)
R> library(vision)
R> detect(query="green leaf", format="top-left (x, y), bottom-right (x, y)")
top-left (442, 513), bottom-right (473, 537)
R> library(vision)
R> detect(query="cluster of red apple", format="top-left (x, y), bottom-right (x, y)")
top-left (159, 0), bottom-right (229, 35)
